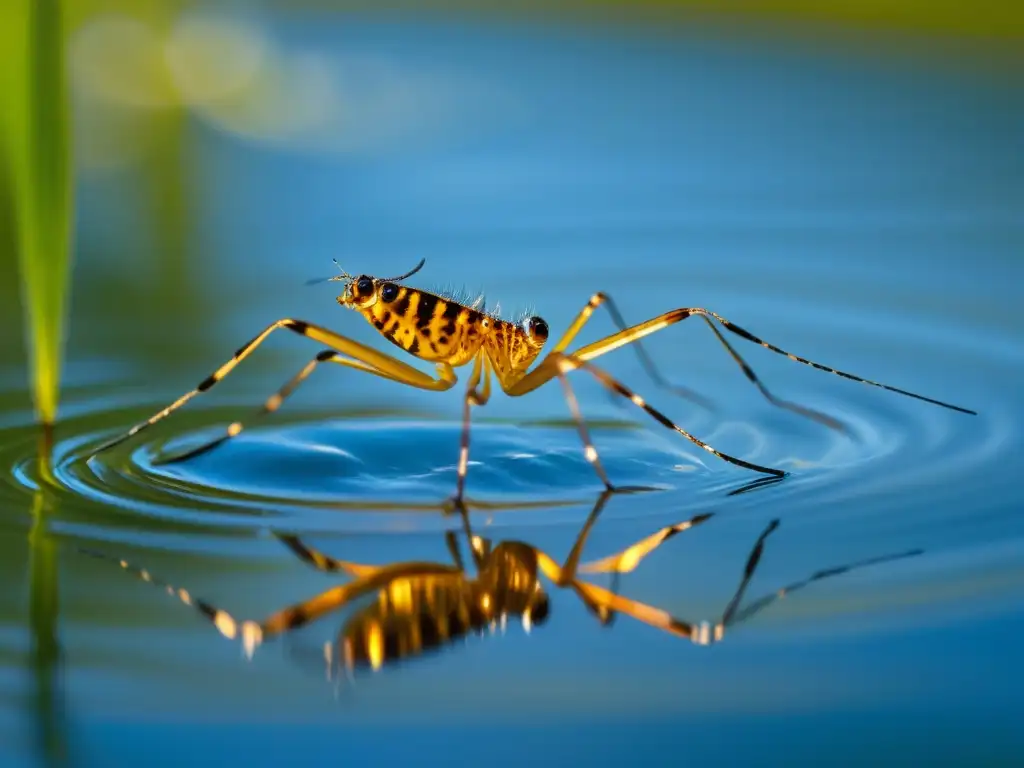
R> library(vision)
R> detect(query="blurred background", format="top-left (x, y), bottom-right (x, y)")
top-left (1, 2), bottom-right (1023, 766)
top-left (1, 0), bottom-right (1022, 388)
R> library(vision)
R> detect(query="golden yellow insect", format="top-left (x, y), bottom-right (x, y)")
top-left (87, 259), bottom-right (975, 501)
top-left (81, 490), bottom-right (922, 675)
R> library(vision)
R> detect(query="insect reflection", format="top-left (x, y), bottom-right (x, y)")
top-left (85, 490), bottom-right (921, 681)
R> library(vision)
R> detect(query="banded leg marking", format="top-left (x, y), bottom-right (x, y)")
top-left (89, 318), bottom-right (458, 458)
top-left (82, 546), bottom-right (461, 660)
top-left (556, 353), bottom-right (787, 477)
top-left (552, 292), bottom-right (714, 409)
top-left (276, 533), bottom-right (380, 578)
top-left (556, 370), bottom-right (615, 490)
top-left (568, 307), bottom-right (977, 416)
top-left (160, 350), bottom-right (455, 464)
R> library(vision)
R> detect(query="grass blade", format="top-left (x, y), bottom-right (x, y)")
top-left (0, 0), bottom-right (74, 427)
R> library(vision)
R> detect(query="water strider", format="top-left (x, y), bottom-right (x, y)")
top-left (86, 258), bottom-right (976, 502)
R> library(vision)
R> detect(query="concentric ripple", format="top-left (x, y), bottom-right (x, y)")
top-left (2, 343), bottom-right (1013, 542)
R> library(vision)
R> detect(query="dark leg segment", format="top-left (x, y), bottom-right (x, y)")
top-left (160, 350), bottom-right (421, 464)
top-left (88, 317), bottom-right (457, 458)
top-left (553, 292), bottom-right (715, 410)
top-left (556, 353), bottom-right (788, 477)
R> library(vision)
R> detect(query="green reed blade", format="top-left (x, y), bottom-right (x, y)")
top-left (0, 0), bottom-right (73, 427)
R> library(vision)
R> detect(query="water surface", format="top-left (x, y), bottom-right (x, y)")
top-left (1, 13), bottom-right (1023, 767)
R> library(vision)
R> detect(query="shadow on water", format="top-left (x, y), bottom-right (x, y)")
top-left (78, 483), bottom-right (922, 690)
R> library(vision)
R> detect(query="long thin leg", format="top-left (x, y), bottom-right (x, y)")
top-left (278, 528), bottom-right (472, 578)
top-left (563, 501), bottom-right (713, 626)
top-left (574, 517), bottom-right (776, 645)
top-left (727, 475), bottom-right (787, 497)
top-left (556, 353), bottom-right (788, 477)
top-left (538, 293), bottom-right (851, 429)
top-left (162, 350), bottom-right (451, 464)
top-left (160, 354), bottom-right (423, 462)
top-left (552, 489), bottom-right (615, 586)
top-left (719, 519), bottom-right (780, 626)
top-left (87, 318), bottom-right (459, 457)
top-left (569, 516), bottom-right (922, 644)
top-left (518, 490), bottom-right (623, 623)
top-left (556, 367), bottom-right (671, 491)
top-left (510, 304), bottom-right (976, 416)
top-left (696, 316), bottom-right (846, 432)
top-left (445, 530), bottom-right (467, 572)
top-left (539, 489), bottom-right (695, 621)
top-left (576, 308), bottom-right (976, 414)
top-left (533, 549), bottom-right (699, 641)
top-left (276, 533), bottom-right (380, 578)
top-left (450, 353), bottom-right (492, 505)
top-left (77, 547), bottom-right (265, 655)
top-left (527, 495), bottom-right (723, 643)
top-left (556, 373), bottom-right (615, 491)
top-left (554, 490), bottom-right (617, 621)
top-left (553, 292), bottom-right (714, 410)
top-left (724, 547), bottom-right (925, 629)
top-left (577, 512), bottom-right (715, 575)
top-left (455, 502), bottom-right (490, 572)
top-left (253, 563), bottom-right (463, 652)
top-left (80, 546), bottom-right (461, 659)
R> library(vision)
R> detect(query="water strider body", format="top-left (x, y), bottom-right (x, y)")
top-left (87, 259), bottom-right (975, 500)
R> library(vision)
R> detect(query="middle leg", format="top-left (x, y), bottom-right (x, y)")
top-left (449, 353), bottom-right (493, 507)
top-left (552, 292), bottom-right (715, 410)
top-left (506, 352), bottom-right (788, 483)
top-left (559, 353), bottom-right (787, 476)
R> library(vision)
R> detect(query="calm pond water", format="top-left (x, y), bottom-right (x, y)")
top-left (2, 13), bottom-right (1023, 767)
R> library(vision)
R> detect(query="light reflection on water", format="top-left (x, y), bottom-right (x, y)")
top-left (1, 11), bottom-right (1023, 767)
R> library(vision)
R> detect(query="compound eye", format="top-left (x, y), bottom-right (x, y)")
top-left (355, 276), bottom-right (374, 295)
top-left (527, 316), bottom-right (549, 341)
top-left (380, 282), bottom-right (399, 303)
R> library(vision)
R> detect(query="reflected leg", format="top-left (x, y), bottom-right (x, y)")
top-left (79, 547), bottom-right (460, 659)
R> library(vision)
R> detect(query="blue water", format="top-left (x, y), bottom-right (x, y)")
top-left (1, 11), bottom-right (1022, 767)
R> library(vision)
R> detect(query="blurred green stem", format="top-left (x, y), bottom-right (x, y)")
top-left (8, 0), bottom-right (74, 426)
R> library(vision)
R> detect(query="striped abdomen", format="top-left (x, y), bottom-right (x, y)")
top-left (362, 286), bottom-right (485, 365)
